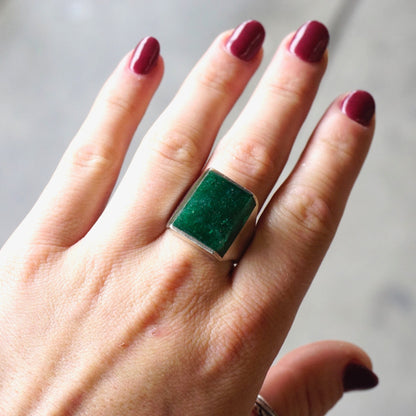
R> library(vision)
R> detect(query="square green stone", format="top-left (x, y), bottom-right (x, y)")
top-left (169, 169), bottom-right (256, 258)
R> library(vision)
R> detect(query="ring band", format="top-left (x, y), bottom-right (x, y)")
top-left (167, 169), bottom-right (258, 261)
top-left (252, 395), bottom-right (278, 416)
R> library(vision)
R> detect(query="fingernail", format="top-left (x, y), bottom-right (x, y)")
top-left (129, 36), bottom-right (160, 75)
top-left (343, 363), bottom-right (379, 392)
top-left (341, 90), bottom-right (376, 126)
top-left (226, 20), bottom-right (265, 61)
top-left (289, 20), bottom-right (329, 62)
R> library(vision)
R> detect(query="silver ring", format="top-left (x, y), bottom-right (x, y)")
top-left (252, 395), bottom-right (278, 416)
top-left (167, 169), bottom-right (258, 261)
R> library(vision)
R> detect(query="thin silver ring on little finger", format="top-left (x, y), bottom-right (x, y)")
top-left (251, 395), bottom-right (279, 416)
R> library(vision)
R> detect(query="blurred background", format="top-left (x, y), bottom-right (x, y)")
top-left (1, 0), bottom-right (415, 414)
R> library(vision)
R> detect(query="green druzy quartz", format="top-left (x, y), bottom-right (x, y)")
top-left (170, 170), bottom-right (256, 258)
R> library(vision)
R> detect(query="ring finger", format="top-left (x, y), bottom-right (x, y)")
top-left (89, 20), bottom-right (265, 249)
top-left (160, 20), bottom-right (329, 264)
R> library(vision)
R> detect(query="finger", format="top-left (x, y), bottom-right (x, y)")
top-left (152, 21), bottom-right (329, 270)
top-left (255, 341), bottom-right (378, 416)
top-left (232, 91), bottom-right (375, 348)
top-left (90, 21), bottom-right (265, 248)
top-left (209, 20), bottom-right (329, 207)
top-left (16, 37), bottom-right (163, 248)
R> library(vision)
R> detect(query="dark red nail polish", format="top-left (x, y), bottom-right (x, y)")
top-left (341, 90), bottom-right (376, 126)
top-left (343, 363), bottom-right (379, 392)
top-left (226, 20), bottom-right (265, 61)
top-left (289, 20), bottom-right (329, 62)
top-left (129, 36), bottom-right (160, 75)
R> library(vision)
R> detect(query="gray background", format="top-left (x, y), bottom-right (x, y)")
top-left (1, 0), bottom-right (415, 414)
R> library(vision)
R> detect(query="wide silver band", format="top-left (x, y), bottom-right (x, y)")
top-left (252, 395), bottom-right (278, 416)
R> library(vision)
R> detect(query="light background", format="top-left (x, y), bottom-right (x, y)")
top-left (1, 0), bottom-right (415, 414)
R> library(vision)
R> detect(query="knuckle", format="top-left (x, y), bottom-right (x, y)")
top-left (152, 126), bottom-right (201, 172)
top-left (230, 140), bottom-right (275, 188)
top-left (267, 73), bottom-right (307, 105)
top-left (320, 133), bottom-right (357, 163)
top-left (279, 185), bottom-right (337, 244)
top-left (162, 253), bottom-right (194, 286)
top-left (197, 63), bottom-right (237, 100)
top-left (70, 142), bottom-right (115, 173)
top-left (102, 92), bottom-right (139, 120)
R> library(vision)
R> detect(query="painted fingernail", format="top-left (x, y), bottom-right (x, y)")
top-left (129, 36), bottom-right (160, 75)
top-left (226, 20), bottom-right (265, 61)
top-left (343, 363), bottom-right (379, 392)
top-left (341, 90), bottom-right (376, 126)
top-left (289, 20), bottom-right (329, 62)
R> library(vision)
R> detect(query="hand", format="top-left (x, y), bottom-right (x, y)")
top-left (0, 20), bottom-right (377, 415)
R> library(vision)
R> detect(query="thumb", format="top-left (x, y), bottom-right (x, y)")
top-left (254, 341), bottom-right (378, 416)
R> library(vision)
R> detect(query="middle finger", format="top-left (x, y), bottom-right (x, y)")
top-left (208, 20), bottom-right (329, 207)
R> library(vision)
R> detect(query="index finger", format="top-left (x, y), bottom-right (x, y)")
top-left (228, 90), bottom-right (375, 354)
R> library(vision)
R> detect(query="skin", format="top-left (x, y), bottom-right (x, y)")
top-left (0, 25), bottom-right (375, 415)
